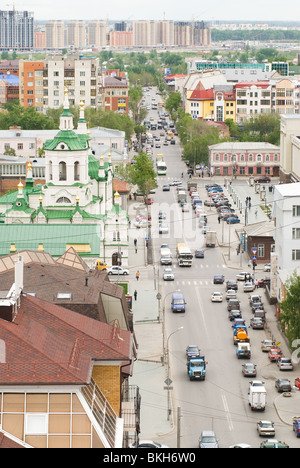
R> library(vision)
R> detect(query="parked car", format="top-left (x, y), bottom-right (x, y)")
top-left (260, 439), bottom-right (289, 448)
top-left (254, 176), bottom-right (271, 183)
top-left (227, 217), bottom-right (240, 224)
top-left (199, 431), bottom-right (219, 448)
top-left (275, 378), bottom-right (292, 393)
top-left (257, 420), bottom-right (275, 437)
top-left (278, 357), bottom-right (294, 371)
top-left (242, 363), bottom-right (257, 377)
top-left (211, 292), bottom-right (223, 302)
top-left (236, 272), bottom-right (252, 281)
top-left (268, 348), bottom-right (283, 362)
top-left (261, 340), bottom-right (275, 352)
top-left (129, 440), bottom-right (169, 449)
top-left (159, 223), bottom-right (169, 234)
top-left (264, 263), bottom-right (271, 272)
top-left (107, 266), bottom-right (129, 276)
top-left (295, 377), bottom-right (300, 390)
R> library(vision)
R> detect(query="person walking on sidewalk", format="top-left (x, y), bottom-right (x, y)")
top-left (134, 290), bottom-right (137, 301)
top-left (136, 270), bottom-right (140, 281)
top-left (134, 238), bottom-right (138, 254)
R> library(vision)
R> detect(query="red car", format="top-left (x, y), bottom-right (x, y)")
top-left (147, 198), bottom-right (154, 205)
top-left (268, 348), bottom-right (283, 362)
top-left (295, 377), bottom-right (300, 390)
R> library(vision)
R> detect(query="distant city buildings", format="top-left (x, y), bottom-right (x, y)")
top-left (0, 9), bottom-right (34, 50)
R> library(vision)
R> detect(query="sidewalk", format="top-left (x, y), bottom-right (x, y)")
top-left (127, 217), bottom-right (174, 444)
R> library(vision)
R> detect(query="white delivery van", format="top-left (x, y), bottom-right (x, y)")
top-left (248, 385), bottom-right (266, 411)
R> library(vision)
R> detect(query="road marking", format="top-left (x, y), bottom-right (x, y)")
top-left (195, 286), bottom-right (209, 339)
top-left (222, 394), bottom-right (234, 432)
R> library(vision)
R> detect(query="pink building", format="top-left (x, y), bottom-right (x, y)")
top-left (109, 31), bottom-right (133, 47)
top-left (209, 142), bottom-right (280, 177)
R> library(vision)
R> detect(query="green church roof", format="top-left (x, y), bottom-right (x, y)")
top-left (44, 130), bottom-right (90, 151)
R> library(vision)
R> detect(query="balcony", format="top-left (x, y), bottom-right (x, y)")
top-left (121, 384), bottom-right (141, 448)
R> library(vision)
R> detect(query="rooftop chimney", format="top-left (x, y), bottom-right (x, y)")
top-left (14, 255), bottom-right (24, 299)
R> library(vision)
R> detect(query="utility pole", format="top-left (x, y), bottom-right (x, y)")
top-left (177, 407), bottom-right (181, 448)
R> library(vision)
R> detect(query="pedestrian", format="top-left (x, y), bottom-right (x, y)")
top-left (134, 290), bottom-right (137, 301)
top-left (255, 209), bottom-right (258, 217)
top-left (136, 270), bottom-right (140, 281)
top-left (218, 215), bottom-right (221, 224)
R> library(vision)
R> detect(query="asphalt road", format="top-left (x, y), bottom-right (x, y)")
top-left (142, 87), bottom-right (298, 448)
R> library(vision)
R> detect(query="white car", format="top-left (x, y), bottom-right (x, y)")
top-left (236, 272), bottom-right (252, 281)
top-left (107, 266), bottom-right (129, 276)
top-left (264, 263), bottom-right (271, 272)
top-left (226, 289), bottom-right (237, 301)
top-left (261, 340), bottom-right (274, 352)
top-left (211, 292), bottom-right (223, 302)
top-left (278, 357), bottom-right (293, 371)
top-left (243, 282), bottom-right (255, 292)
top-left (257, 420), bottom-right (275, 437)
top-left (129, 440), bottom-right (168, 449)
top-left (163, 268), bottom-right (174, 281)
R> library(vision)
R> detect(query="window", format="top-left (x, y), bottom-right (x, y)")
top-left (57, 196), bottom-right (71, 204)
top-left (292, 228), bottom-right (300, 239)
top-left (292, 250), bottom-right (300, 261)
top-left (293, 206), bottom-right (300, 217)
top-left (25, 414), bottom-right (48, 435)
top-left (258, 244), bottom-right (265, 257)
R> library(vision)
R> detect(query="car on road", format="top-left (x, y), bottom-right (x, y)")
top-left (250, 317), bottom-right (265, 329)
top-left (204, 200), bottom-right (215, 207)
top-left (236, 272), bottom-right (252, 281)
top-left (129, 440), bottom-right (169, 449)
top-left (228, 309), bottom-right (242, 321)
top-left (226, 289), bottom-right (237, 301)
top-left (295, 377), bottom-right (300, 390)
top-left (260, 439), bottom-right (289, 448)
top-left (107, 266), bottom-right (129, 276)
top-left (264, 263), bottom-right (271, 272)
top-left (278, 357), bottom-right (294, 371)
top-left (257, 420), bottom-right (275, 437)
top-left (186, 345), bottom-right (201, 360)
top-left (162, 184), bottom-right (170, 191)
top-left (195, 249), bottom-right (205, 258)
top-left (243, 281), bottom-right (255, 292)
top-left (211, 292), bottom-right (223, 302)
top-left (227, 299), bottom-right (241, 312)
top-left (242, 363), bottom-right (257, 377)
top-left (275, 378), bottom-right (292, 393)
top-left (226, 280), bottom-right (238, 291)
top-left (213, 275), bottom-right (225, 284)
top-left (268, 348), bottom-right (283, 362)
top-left (199, 431), bottom-right (219, 448)
top-left (163, 268), bottom-right (174, 281)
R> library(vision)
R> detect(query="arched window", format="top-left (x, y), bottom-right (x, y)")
top-left (57, 197), bottom-right (72, 204)
top-left (74, 161), bottom-right (80, 181)
top-left (59, 161), bottom-right (67, 181)
top-left (49, 160), bottom-right (53, 180)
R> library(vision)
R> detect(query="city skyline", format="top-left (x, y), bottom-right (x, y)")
top-left (8, 0), bottom-right (300, 23)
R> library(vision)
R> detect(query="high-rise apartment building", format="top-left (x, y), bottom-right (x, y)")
top-left (45, 21), bottom-right (65, 49)
top-left (66, 21), bottom-right (86, 48)
top-left (0, 10), bottom-right (34, 50)
top-left (19, 60), bottom-right (44, 112)
top-left (87, 21), bottom-right (107, 47)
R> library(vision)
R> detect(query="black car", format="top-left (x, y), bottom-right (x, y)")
top-left (227, 299), bottom-right (241, 312)
top-left (226, 280), bottom-right (238, 291)
top-left (254, 176), bottom-right (271, 183)
top-left (195, 249), bottom-right (205, 258)
top-left (228, 309), bottom-right (242, 321)
top-left (186, 345), bottom-right (201, 361)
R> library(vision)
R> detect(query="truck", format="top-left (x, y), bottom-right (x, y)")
top-left (293, 417), bottom-right (300, 438)
top-left (160, 247), bottom-right (172, 265)
top-left (248, 385), bottom-right (266, 411)
top-left (206, 230), bottom-right (217, 248)
top-left (187, 356), bottom-right (207, 381)
top-left (233, 325), bottom-right (250, 345)
top-left (177, 190), bottom-right (187, 203)
top-left (236, 342), bottom-right (251, 359)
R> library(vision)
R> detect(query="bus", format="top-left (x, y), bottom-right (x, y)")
top-left (176, 243), bottom-right (193, 267)
top-left (157, 160), bottom-right (167, 176)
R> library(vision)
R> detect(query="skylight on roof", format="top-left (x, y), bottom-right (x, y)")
top-left (56, 292), bottom-right (72, 300)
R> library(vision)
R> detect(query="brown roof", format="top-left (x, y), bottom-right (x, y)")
top-left (0, 293), bottom-right (132, 385)
top-left (0, 430), bottom-right (26, 448)
top-left (113, 178), bottom-right (130, 194)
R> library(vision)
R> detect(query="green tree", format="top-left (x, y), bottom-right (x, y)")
top-left (279, 272), bottom-right (300, 347)
top-left (130, 152), bottom-right (157, 196)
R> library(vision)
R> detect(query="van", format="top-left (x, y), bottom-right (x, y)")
top-left (171, 293), bottom-right (186, 313)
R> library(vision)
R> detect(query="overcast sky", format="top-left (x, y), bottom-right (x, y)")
top-left (18, 0), bottom-right (300, 22)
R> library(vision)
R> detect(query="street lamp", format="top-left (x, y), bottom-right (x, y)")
top-left (166, 327), bottom-right (184, 420)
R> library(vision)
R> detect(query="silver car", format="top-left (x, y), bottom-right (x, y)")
top-left (278, 357), bottom-right (293, 371)
top-left (199, 430), bottom-right (219, 448)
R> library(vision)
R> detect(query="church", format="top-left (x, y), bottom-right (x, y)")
top-left (0, 89), bottom-right (129, 267)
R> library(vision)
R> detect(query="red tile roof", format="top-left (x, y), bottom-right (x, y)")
top-left (189, 88), bottom-right (214, 100)
top-left (0, 294), bottom-right (132, 385)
